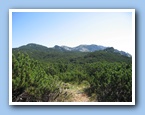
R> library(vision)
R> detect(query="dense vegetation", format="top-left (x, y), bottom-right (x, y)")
top-left (12, 44), bottom-right (132, 102)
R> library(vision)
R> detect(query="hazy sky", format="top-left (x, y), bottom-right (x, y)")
top-left (12, 11), bottom-right (133, 54)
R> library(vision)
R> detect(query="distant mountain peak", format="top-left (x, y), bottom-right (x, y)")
top-left (53, 44), bottom-right (107, 52)
top-left (53, 44), bottom-right (131, 57)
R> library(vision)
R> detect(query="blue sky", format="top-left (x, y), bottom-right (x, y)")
top-left (12, 11), bottom-right (133, 54)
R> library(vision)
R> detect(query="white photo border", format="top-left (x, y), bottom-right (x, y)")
top-left (9, 9), bottom-right (135, 105)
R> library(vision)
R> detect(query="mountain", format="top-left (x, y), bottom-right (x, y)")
top-left (53, 44), bottom-right (131, 57)
top-left (73, 44), bottom-right (106, 52)
top-left (12, 43), bottom-right (59, 61)
top-left (103, 47), bottom-right (132, 57)
top-left (12, 43), bottom-right (132, 64)
top-left (13, 43), bottom-right (132, 58)
top-left (54, 44), bottom-right (106, 52)
top-left (16, 43), bottom-right (50, 52)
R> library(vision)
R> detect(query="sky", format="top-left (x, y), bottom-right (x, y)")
top-left (12, 10), bottom-right (134, 54)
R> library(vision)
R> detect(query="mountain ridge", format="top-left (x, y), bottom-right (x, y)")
top-left (13, 43), bottom-right (132, 57)
top-left (53, 44), bottom-right (131, 57)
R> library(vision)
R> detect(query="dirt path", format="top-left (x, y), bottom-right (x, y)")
top-left (72, 93), bottom-right (90, 102)
top-left (66, 84), bottom-right (90, 102)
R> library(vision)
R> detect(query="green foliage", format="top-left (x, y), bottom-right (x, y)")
top-left (12, 44), bottom-right (132, 102)
top-left (12, 52), bottom-right (64, 102)
top-left (85, 62), bottom-right (132, 102)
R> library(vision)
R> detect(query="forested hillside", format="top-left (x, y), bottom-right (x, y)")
top-left (12, 43), bottom-right (132, 102)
